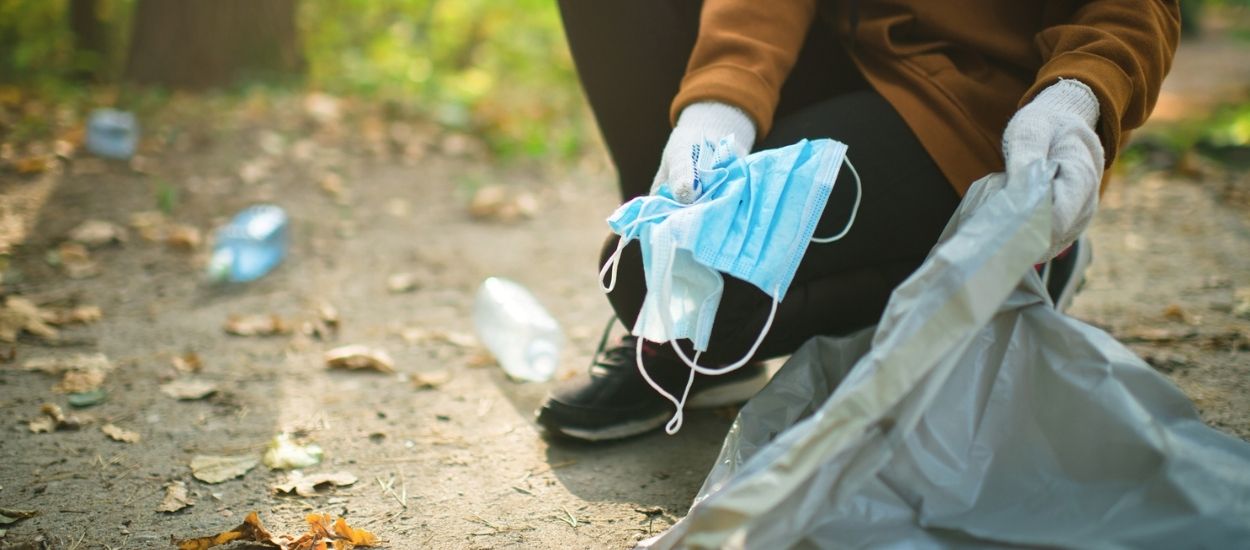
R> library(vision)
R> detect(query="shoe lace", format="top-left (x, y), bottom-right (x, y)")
top-left (588, 316), bottom-right (638, 375)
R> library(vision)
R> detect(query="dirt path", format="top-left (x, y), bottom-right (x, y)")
top-left (1, 39), bottom-right (1248, 549)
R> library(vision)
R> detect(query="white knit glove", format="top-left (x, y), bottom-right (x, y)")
top-left (1003, 79), bottom-right (1105, 261)
top-left (651, 101), bottom-right (756, 204)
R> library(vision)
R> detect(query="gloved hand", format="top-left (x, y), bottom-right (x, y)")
top-left (652, 101), bottom-right (756, 204)
top-left (1003, 78), bottom-right (1105, 261)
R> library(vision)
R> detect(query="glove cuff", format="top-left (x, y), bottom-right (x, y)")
top-left (675, 101), bottom-right (757, 154)
top-left (1034, 79), bottom-right (1100, 129)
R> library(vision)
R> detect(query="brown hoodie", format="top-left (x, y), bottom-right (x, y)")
top-left (671, 0), bottom-right (1181, 194)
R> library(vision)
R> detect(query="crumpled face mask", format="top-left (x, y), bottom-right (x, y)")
top-left (601, 136), bottom-right (861, 433)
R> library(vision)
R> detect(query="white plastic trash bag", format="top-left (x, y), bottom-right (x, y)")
top-left (640, 162), bottom-right (1250, 549)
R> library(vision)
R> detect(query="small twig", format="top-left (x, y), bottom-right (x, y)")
top-left (376, 472), bottom-right (407, 509)
top-left (558, 506), bottom-right (579, 528)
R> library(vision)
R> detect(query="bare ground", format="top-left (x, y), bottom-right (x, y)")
top-left (1, 38), bottom-right (1248, 549)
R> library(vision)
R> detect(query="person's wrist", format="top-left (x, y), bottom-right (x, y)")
top-left (675, 101), bottom-right (757, 153)
top-left (1036, 79), bottom-right (1100, 129)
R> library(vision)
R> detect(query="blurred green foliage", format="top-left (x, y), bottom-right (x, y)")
top-left (300, 0), bottom-right (588, 159)
top-left (0, 0), bottom-right (591, 160)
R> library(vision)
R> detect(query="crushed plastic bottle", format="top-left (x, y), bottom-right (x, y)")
top-left (473, 277), bottom-right (563, 382)
top-left (85, 109), bottom-right (138, 160)
top-left (207, 205), bottom-right (289, 283)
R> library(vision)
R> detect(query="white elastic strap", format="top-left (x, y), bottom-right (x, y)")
top-left (598, 206), bottom-right (686, 293)
top-left (811, 157), bottom-right (862, 243)
top-left (635, 337), bottom-right (701, 434)
top-left (598, 234), bottom-right (631, 292)
top-left (672, 286), bottom-right (779, 376)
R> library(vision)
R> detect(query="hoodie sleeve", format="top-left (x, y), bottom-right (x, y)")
top-left (1022, 0), bottom-right (1181, 166)
top-left (670, 0), bottom-right (818, 137)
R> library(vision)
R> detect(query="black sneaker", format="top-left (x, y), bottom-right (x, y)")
top-left (536, 322), bottom-right (769, 442)
top-left (1040, 234), bottom-right (1093, 312)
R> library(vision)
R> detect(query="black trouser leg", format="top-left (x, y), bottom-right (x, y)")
top-left (564, 3), bottom-right (959, 363)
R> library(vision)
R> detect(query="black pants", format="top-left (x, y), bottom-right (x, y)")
top-left (560, 1), bottom-right (962, 364)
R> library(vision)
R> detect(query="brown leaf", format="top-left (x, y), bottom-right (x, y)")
top-left (412, 369), bottom-right (452, 390)
top-left (68, 219), bottom-right (126, 247)
top-left (0, 297), bottom-right (59, 342)
top-left (56, 242), bottom-right (100, 279)
top-left (324, 345), bottom-right (394, 373)
top-left (41, 304), bottom-right (102, 325)
top-left (190, 455), bottom-right (259, 484)
top-left (387, 272), bottom-right (419, 293)
top-left (271, 471), bottom-right (357, 497)
top-left (12, 155), bottom-right (52, 175)
top-left (22, 352), bottom-right (112, 374)
top-left (102, 423), bottom-right (141, 443)
top-left (172, 352), bottom-right (203, 373)
top-left (224, 314), bottom-right (290, 336)
top-left (160, 379), bottom-right (218, 400)
top-left (166, 224), bottom-right (202, 251)
top-left (28, 403), bottom-right (83, 433)
top-left (173, 511), bottom-right (276, 550)
top-left (128, 210), bottom-right (168, 241)
top-left (158, 481), bottom-right (193, 513)
top-left (55, 368), bottom-right (105, 393)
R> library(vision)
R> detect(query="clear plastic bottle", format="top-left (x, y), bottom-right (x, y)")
top-left (85, 109), bottom-right (138, 160)
top-left (207, 205), bottom-right (289, 283)
top-left (473, 277), bottom-right (563, 382)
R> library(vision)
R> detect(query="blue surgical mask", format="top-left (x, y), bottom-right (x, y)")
top-left (601, 136), bottom-right (862, 432)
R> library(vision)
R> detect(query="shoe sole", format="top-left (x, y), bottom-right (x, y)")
top-left (542, 369), bottom-right (770, 442)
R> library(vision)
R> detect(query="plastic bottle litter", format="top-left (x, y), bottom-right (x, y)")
top-left (473, 277), bottom-right (563, 382)
top-left (85, 109), bottom-right (138, 160)
top-left (207, 205), bottom-right (289, 283)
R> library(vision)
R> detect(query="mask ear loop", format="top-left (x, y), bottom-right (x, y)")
top-left (598, 207), bottom-right (688, 293)
top-left (635, 242), bottom-right (705, 434)
top-left (811, 157), bottom-right (862, 243)
top-left (671, 285), bottom-right (779, 376)
top-left (634, 338), bottom-right (701, 435)
top-left (598, 234), bottom-right (631, 292)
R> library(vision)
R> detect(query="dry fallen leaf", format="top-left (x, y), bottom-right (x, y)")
top-left (172, 351), bottom-right (203, 373)
top-left (166, 224), bottom-right (203, 251)
top-left (1234, 287), bottom-right (1250, 320)
top-left (263, 433), bottom-right (324, 470)
top-left (23, 353), bottom-right (113, 394)
top-left (399, 327), bottom-right (477, 349)
top-left (28, 403), bottom-right (84, 433)
top-left (468, 185), bottom-right (538, 222)
top-left (224, 314), bottom-right (290, 336)
top-left (319, 172), bottom-right (346, 201)
top-left (412, 369), bottom-right (452, 390)
top-left (173, 511), bottom-right (275, 550)
top-left (22, 352), bottom-right (112, 374)
top-left (0, 296), bottom-right (60, 342)
top-left (190, 455), bottom-right (259, 484)
top-left (54, 368), bottom-right (106, 393)
top-left (41, 304), bottom-right (102, 325)
top-left (129, 210), bottom-right (168, 241)
top-left (158, 481), bottom-right (194, 513)
top-left (387, 272), bottom-right (419, 293)
top-left (304, 92), bottom-right (342, 124)
top-left (324, 345), bottom-right (394, 373)
top-left (160, 379), bottom-right (218, 400)
top-left (173, 511), bottom-right (378, 550)
top-left (238, 157), bottom-right (271, 185)
top-left (12, 155), bottom-right (52, 175)
top-left (272, 471), bottom-right (357, 497)
top-left (68, 219), bottom-right (126, 247)
top-left (102, 423), bottom-right (141, 443)
top-left (54, 241), bottom-right (101, 279)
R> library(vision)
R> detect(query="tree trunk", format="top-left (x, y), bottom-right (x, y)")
top-left (69, 0), bottom-right (107, 81)
top-left (124, 0), bottom-right (303, 90)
